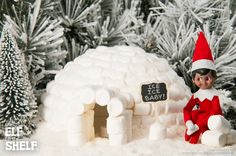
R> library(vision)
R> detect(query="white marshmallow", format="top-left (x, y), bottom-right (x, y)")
top-left (112, 54), bottom-right (130, 64)
top-left (92, 59), bottom-right (110, 69)
top-left (201, 130), bottom-right (227, 147)
top-left (158, 113), bottom-right (177, 127)
top-left (226, 129), bottom-right (236, 145)
top-left (169, 83), bottom-right (185, 101)
top-left (74, 56), bottom-right (93, 67)
top-left (43, 108), bottom-right (67, 131)
top-left (176, 113), bottom-right (184, 125)
top-left (79, 86), bottom-right (96, 104)
top-left (107, 97), bottom-right (125, 117)
top-left (45, 80), bottom-right (56, 93)
top-left (208, 115), bottom-right (231, 134)
top-left (165, 100), bottom-right (185, 114)
top-left (131, 56), bottom-right (148, 64)
top-left (109, 133), bottom-right (127, 146)
top-left (141, 116), bottom-right (156, 126)
top-left (134, 103), bottom-right (151, 116)
top-left (96, 88), bottom-right (114, 106)
top-left (121, 93), bottom-right (135, 109)
top-left (67, 115), bottom-right (87, 133)
top-left (81, 66), bottom-right (102, 79)
top-left (42, 94), bottom-right (57, 108)
top-left (106, 116), bottom-right (126, 134)
top-left (69, 102), bottom-right (87, 115)
top-left (122, 110), bottom-right (133, 141)
top-left (128, 64), bottom-right (147, 74)
top-left (102, 69), bottom-right (125, 81)
top-left (149, 122), bottom-right (167, 140)
top-left (63, 61), bottom-right (74, 71)
top-left (151, 102), bottom-right (167, 116)
top-left (41, 107), bottom-right (53, 122)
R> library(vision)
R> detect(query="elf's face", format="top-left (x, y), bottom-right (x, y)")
top-left (192, 73), bottom-right (215, 89)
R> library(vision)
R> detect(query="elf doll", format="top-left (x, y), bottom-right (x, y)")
top-left (183, 32), bottom-right (225, 144)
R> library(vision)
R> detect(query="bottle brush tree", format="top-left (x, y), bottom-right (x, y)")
top-left (0, 24), bottom-right (37, 139)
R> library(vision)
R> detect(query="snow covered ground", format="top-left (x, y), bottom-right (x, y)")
top-left (0, 120), bottom-right (235, 156)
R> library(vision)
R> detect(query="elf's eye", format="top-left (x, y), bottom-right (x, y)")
top-left (197, 78), bottom-right (200, 81)
top-left (205, 77), bottom-right (210, 81)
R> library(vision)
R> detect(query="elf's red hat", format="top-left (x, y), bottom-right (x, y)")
top-left (191, 32), bottom-right (216, 72)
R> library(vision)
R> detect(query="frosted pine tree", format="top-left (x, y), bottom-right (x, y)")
top-left (0, 0), bottom-right (18, 26)
top-left (86, 0), bottom-right (142, 47)
top-left (0, 24), bottom-right (37, 139)
top-left (3, 0), bottom-right (67, 96)
top-left (49, 0), bottom-right (142, 62)
top-left (48, 0), bottom-right (102, 61)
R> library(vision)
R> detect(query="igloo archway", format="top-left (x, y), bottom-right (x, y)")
top-left (41, 46), bottom-right (191, 146)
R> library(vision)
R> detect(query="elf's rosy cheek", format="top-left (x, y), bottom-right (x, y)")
top-left (194, 81), bottom-right (201, 87)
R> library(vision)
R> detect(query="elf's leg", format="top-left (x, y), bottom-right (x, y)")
top-left (184, 110), bottom-right (199, 142)
top-left (189, 126), bottom-right (208, 144)
top-left (189, 130), bottom-right (201, 144)
top-left (187, 114), bottom-right (209, 144)
top-left (185, 129), bottom-right (190, 141)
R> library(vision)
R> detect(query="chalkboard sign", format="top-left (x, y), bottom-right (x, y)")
top-left (141, 83), bottom-right (167, 102)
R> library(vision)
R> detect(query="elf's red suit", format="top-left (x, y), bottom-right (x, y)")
top-left (183, 89), bottom-right (223, 144)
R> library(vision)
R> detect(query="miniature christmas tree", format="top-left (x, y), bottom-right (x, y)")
top-left (0, 24), bottom-right (37, 139)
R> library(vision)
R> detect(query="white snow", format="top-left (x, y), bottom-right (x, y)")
top-left (1, 104), bottom-right (236, 156)
top-left (0, 119), bottom-right (235, 156)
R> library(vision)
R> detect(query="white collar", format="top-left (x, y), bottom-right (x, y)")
top-left (193, 88), bottom-right (219, 102)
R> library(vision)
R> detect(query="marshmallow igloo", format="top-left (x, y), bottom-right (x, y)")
top-left (41, 46), bottom-right (191, 146)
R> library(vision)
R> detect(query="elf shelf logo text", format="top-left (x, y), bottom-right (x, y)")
top-left (5, 127), bottom-right (37, 151)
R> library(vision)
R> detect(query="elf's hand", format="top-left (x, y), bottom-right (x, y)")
top-left (186, 120), bottom-right (199, 135)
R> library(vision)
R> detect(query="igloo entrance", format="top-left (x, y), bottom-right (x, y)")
top-left (94, 104), bottom-right (109, 138)
top-left (64, 87), bottom-right (134, 146)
